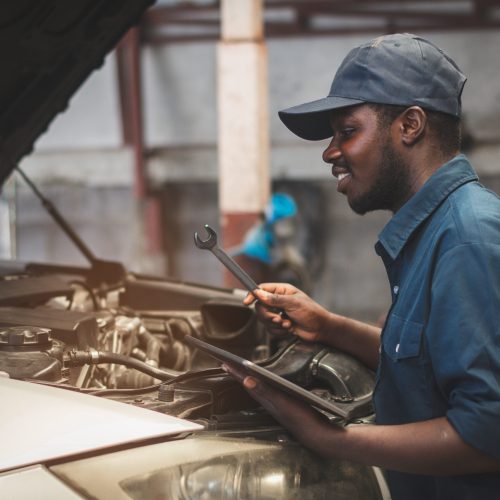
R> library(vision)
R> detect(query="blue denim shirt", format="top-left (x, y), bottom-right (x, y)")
top-left (373, 155), bottom-right (500, 500)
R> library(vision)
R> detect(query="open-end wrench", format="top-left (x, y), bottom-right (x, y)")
top-left (194, 224), bottom-right (259, 292)
top-left (194, 224), bottom-right (288, 318)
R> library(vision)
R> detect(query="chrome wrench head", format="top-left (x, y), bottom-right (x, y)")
top-left (194, 224), bottom-right (217, 250)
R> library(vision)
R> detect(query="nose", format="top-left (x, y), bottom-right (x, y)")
top-left (322, 136), bottom-right (341, 164)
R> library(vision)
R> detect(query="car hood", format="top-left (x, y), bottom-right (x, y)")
top-left (0, 0), bottom-right (155, 186)
top-left (0, 377), bottom-right (202, 472)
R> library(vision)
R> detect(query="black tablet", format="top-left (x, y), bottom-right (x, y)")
top-left (184, 335), bottom-right (349, 420)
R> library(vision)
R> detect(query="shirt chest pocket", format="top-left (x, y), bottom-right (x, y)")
top-left (382, 313), bottom-right (424, 362)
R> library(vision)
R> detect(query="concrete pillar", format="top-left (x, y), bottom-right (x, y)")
top-left (217, 0), bottom-right (270, 287)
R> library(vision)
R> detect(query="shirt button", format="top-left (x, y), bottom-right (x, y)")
top-left (395, 343), bottom-right (400, 353)
top-left (393, 285), bottom-right (399, 295)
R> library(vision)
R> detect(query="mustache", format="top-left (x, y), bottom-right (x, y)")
top-left (332, 162), bottom-right (351, 171)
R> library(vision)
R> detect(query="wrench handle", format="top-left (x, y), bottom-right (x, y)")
top-left (211, 246), bottom-right (259, 292)
top-left (210, 244), bottom-right (289, 320)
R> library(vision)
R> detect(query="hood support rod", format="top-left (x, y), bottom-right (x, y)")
top-left (15, 166), bottom-right (126, 286)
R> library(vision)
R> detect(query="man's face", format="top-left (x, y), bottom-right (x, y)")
top-left (323, 104), bottom-right (412, 214)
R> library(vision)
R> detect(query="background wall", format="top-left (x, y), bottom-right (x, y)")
top-left (5, 29), bottom-right (500, 322)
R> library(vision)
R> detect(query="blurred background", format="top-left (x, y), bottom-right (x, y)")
top-left (2, 0), bottom-right (500, 323)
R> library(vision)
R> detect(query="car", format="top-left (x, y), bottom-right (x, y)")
top-left (0, 1), bottom-right (389, 498)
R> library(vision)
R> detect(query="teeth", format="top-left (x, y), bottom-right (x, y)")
top-left (337, 173), bottom-right (350, 181)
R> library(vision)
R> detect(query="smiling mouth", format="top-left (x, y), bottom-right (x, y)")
top-left (332, 168), bottom-right (352, 193)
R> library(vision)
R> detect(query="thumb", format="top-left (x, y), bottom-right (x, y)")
top-left (243, 376), bottom-right (258, 390)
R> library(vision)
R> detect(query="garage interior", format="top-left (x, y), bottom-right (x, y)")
top-left (2, 0), bottom-right (500, 322)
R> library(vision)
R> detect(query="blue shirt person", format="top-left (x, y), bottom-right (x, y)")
top-left (224, 33), bottom-right (500, 500)
top-left (375, 154), bottom-right (500, 498)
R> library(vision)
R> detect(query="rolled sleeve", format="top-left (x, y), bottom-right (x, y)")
top-left (427, 242), bottom-right (500, 460)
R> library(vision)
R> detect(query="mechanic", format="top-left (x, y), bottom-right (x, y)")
top-left (223, 33), bottom-right (500, 499)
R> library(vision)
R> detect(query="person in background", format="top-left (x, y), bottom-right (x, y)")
top-left (231, 193), bottom-right (312, 292)
top-left (224, 33), bottom-right (500, 500)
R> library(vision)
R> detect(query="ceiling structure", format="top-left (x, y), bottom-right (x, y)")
top-left (142, 0), bottom-right (500, 44)
top-left (117, 0), bottom-right (500, 251)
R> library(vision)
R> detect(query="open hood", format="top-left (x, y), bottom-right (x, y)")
top-left (0, 0), bottom-right (155, 186)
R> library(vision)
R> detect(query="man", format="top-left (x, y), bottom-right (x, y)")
top-left (223, 33), bottom-right (500, 499)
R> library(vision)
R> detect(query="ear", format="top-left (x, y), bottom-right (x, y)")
top-left (397, 106), bottom-right (427, 146)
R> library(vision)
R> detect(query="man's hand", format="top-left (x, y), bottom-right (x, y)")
top-left (244, 283), bottom-right (334, 343)
top-left (244, 282), bottom-right (382, 370)
top-left (222, 361), bottom-right (337, 446)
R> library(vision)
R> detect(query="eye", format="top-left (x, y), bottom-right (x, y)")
top-left (339, 128), bottom-right (355, 138)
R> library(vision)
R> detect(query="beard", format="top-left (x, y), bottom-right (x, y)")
top-left (348, 138), bottom-right (413, 215)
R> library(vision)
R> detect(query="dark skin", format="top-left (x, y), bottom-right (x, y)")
top-left (224, 104), bottom-right (500, 475)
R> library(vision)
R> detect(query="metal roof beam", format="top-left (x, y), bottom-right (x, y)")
top-left (142, 0), bottom-right (500, 44)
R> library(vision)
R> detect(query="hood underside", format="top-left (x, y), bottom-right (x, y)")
top-left (0, 0), bottom-right (155, 186)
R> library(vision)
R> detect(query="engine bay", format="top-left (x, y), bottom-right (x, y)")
top-left (0, 264), bottom-right (375, 429)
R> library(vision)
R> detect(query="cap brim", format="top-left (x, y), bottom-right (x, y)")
top-left (278, 96), bottom-right (365, 141)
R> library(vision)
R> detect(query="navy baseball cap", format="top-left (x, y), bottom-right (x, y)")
top-left (279, 33), bottom-right (467, 141)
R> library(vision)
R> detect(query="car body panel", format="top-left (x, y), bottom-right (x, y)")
top-left (0, 377), bottom-right (202, 473)
top-left (0, 465), bottom-right (83, 500)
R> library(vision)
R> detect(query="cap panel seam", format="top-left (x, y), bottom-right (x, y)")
top-left (357, 44), bottom-right (373, 96)
top-left (415, 38), bottom-right (431, 104)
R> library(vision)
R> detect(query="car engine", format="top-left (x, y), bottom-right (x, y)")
top-left (0, 262), bottom-right (375, 429)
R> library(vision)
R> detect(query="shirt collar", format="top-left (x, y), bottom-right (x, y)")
top-left (377, 154), bottom-right (478, 260)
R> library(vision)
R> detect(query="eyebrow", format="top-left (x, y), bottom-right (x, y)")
top-left (330, 109), bottom-right (358, 126)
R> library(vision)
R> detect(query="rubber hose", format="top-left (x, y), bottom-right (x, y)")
top-left (68, 350), bottom-right (181, 381)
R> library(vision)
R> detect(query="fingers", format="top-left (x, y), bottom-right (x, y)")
top-left (243, 288), bottom-right (289, 309)
top-left (259, 283), bottom-right (300, 296)
top-left (244, 292), bottom-right (285, 324)
top-left (222, 363), bottom-right (269, 399)
top-left (274, 316), bottom-right (293, 330)
top-left (243, 291), bottom-right (257, 306)
top-left (251, 298), bottom-right (294, 338)
top-left (255, 300), bottom-right (281, 318)
top-left (242, 283), bottom-right (303, 338)
top-left (253, 289), bottom-right (291, 313)
top-left (243, 283), bottom-right (301, 310)
top-left (254, 304), bottom-right (293, 335)
top-left (222, 363), bottom-right (261, 391)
